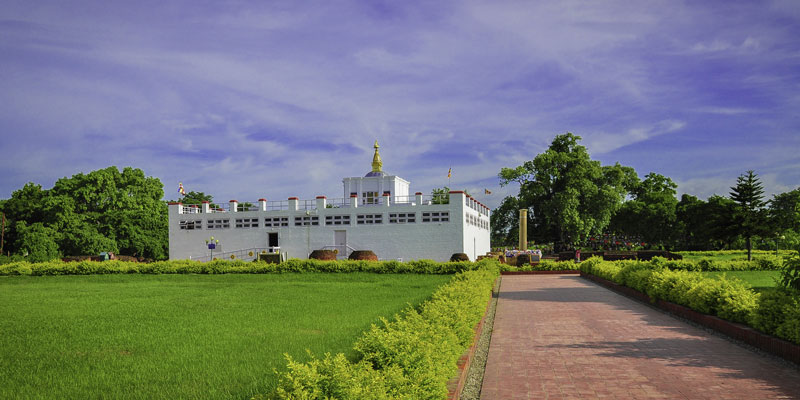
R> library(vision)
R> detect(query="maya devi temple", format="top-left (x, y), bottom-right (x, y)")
top-left (168, 142), bottom-right (491, 262)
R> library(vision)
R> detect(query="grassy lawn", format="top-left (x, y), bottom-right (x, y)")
top-left (702, 270), bottom-right (782, 292)
top-left (0, 273), bottom-right (451, 399)
top-left (679, 250), bottom-right (793, 262)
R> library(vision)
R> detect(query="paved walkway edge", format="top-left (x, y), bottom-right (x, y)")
top-left (581, 272), bottom-right (800, 366)
top-left (447, 277), bottom-right (500, 400)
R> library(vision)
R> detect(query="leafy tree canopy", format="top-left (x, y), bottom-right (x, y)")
top-left (499, 133), bottom-right (632, 248)
top-left (0, 166), bottom-right (168, 260)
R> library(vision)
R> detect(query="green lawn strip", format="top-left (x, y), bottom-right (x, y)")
top-left (0, 273), bottom-right (450, 400)
top-left (678, 250), bottom-right (796, 262)
top-left (702, 271), bottom-right (781, 292)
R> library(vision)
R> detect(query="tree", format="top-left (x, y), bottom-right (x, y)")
top-left (769, 188), bottom-right (800, 235)
top-left (490, 196), bottom-right (520, 246)
top-left (14, 222), bottom-right (60, 262)
top-left (610, 173), bottom-right (678, 247)
top-left (0, 166), bottom-right (168, 260)
top-left (431, 187), bottom-right (450, 205)
top-left (499, 133), bottom-right (632, 249)
top-left (729, 170), bottom-right (768, 261)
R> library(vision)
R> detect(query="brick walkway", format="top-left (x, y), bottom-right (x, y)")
top-left (481, 275), bottom-right (800, 399)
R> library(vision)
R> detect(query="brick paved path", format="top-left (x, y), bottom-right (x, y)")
top-left (481, 275), bottom-right (800, 399)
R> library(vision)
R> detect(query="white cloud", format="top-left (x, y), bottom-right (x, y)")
top-left (584, 120), bottom-right (686, 154)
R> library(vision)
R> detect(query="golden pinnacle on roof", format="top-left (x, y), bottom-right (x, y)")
top-left (371, 140), bottom-right (383, 173)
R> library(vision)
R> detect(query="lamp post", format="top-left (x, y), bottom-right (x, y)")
top-left (205, 236), bottom-right (219, 260)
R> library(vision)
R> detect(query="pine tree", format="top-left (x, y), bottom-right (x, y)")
top-left (729, 170), bottom-right (767, 261)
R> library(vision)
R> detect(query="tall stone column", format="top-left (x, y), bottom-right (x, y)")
top-left (519, 209), bottom-right (527, 251)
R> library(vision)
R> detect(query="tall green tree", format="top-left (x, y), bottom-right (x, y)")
top-left (769, 188), bottom-right (800, 234)
top-left (729, 170), bottom-right (768, 261)
top-left (610, 173), bottom-right (678, 247)
top-left (490, 196), bottom-right (520, 246)
top-left (0, 166), bottom-right (168, 260)
top-left (13, 221), bottom-right (60, 262)
top-left (499, 133), bottom-right (632, 249)
top-left (675, 194), bottom-right (738, 250)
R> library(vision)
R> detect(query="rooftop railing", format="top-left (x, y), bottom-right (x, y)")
top-left (170, 194), bottom-right (486, 214)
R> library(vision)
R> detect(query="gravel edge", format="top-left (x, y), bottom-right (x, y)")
top-left (459, 277), bottom-right (501, 400)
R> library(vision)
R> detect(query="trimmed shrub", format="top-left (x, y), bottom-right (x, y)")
top-left (779, 254), bottom-right (800, 291)
top-left (501, 259), bottom-right (576, 272)
top-left (0, 258), bottom-right (487, 276)
top-left (349, 250), bottom-right (378, 261)
top-left (581, 259), bottom-right (780, 343)
top-left (449, 253), bottom-right (469, 262)
top-left (750, 288), bottom-right (800, 344)
top-left (309, 250), bottom-right (337, 260)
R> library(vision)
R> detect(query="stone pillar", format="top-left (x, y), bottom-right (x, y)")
top-left (258, 198), bottom-right (267, 211)
top-left (202, 201), bottom-right (211, 213)
top-left (350, 194), bottom-right (358, 208)
top-left (288, 197), bottom-right (299, 211)
top-left (316, 196), bottom-right (327, 209)
top-left (519, 209), bottom-right (528, 251)
top-left (415, 192), bottom-right (423, 206)
top-left (383, 192), bottom-right (391, 207)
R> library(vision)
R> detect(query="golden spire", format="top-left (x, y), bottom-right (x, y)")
top-left (371, 140), bottom-right (383, 173)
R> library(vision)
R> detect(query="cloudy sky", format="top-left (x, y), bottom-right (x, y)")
top-left (2, 0), bottom-right (798, 208)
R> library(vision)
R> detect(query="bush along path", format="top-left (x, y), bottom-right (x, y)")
top-left (579, 256), bottom-right (800, 350)
top-left (253, 260), bottom-right (500, 400)
top-left (0, 258), bottom-right (483, 276)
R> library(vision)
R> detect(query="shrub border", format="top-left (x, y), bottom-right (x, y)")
top-left (446, 277), bottom-right (497, 399)
top-left (581, 272), bottom-right (800, 366)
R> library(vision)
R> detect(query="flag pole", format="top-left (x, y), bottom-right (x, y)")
top-left (448, 165), bottom-right (451, 189)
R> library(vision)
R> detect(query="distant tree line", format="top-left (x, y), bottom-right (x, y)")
top-left (492, 133), bottom-right (800, 260)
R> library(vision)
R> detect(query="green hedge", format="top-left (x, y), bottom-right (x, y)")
top-left (0, 258), bottom-right (482, 276)
top-left (499, 259), bottom-right (578, 272)
top-left (260, 260), bottom-right (500, 399)
top-left (624, 255), bottom-right (783, 272)
top-left (580, 258), bottom-right (800, 344)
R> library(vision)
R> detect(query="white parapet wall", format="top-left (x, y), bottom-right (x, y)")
top-left (168, 191), bottom-right (491, 262)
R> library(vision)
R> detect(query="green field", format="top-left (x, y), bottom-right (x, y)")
top-left (702, 270), bottom-right (782, 292)
top-left (0, 273), bottom-right (451, 399)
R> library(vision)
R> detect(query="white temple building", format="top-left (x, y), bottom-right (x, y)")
top-left (168, 142), bottom-right (491, 262)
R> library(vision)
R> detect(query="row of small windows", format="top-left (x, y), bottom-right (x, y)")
top-left (421, 211), bottom-right (449, 222)
top-left (326, 215), bottom-right (351, 225)
top-left (466, 214), bottom-right (489, 230)
top-left (357, 214), bottom-right (382, 224)
top-left (179, 212), bottom-right (451, 230)
top-left (389, 212), bottom-right (415, 224)
top-left (295, 216), bottom-right (320, 226)
top-left (264, 217), bottom-right (289, 227)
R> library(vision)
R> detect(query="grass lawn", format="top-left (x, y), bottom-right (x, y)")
top-left (679, 250), bottom-right (793, 262)
top-left (0, 273), bottom-right (451, 399)
top-left (702, 270), bottom-right (782, 292)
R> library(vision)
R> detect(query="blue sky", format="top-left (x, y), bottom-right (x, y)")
top-left (1, 1), bottom-right (798, 209)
